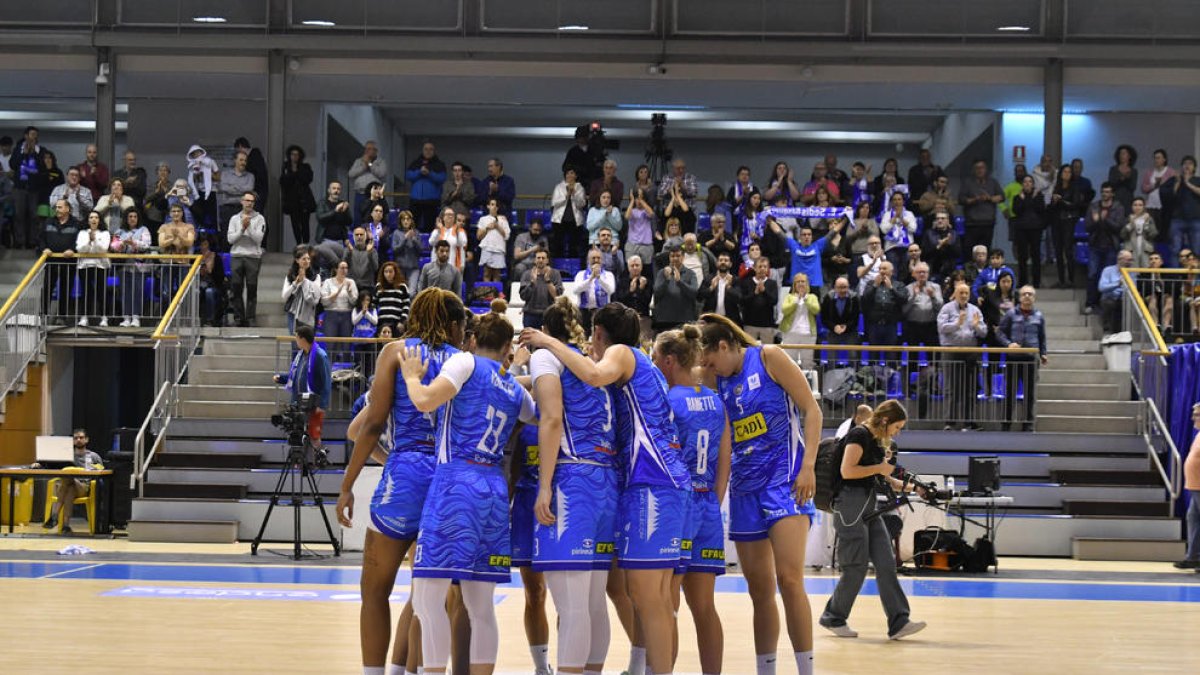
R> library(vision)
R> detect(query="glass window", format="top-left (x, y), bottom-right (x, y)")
top-left (674, 0), bottom-right (847, 36)
top-left (290, 0), bottom-right (462, 31)
top-left (482, 0), bottom-right (655, 34)
top-left (118, 0), bottom-right (268, 27)
top-left (869, 0), bottom-right (1043, 37)
top-left (0, 0), bottom-right (93, 26)
top-left (1066, 0), bottom-right (1200, 38)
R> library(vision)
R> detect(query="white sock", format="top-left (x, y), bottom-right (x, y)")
top-left (386, 666), bottom-right (405, 675)
top-left (531, 643), bottom-right (550, 672)
top-left (628, 646), bottom-right (647, 675)
top-left (795, 651), bottom-right (813, 675)
top-left (756, 653), bottom-right (777, 675)
top-left (362, 667), bottom-right (385, 675)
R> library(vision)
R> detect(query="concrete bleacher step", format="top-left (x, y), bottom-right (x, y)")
top-left (164, 438), bottom-right (348, 464)
top-left (1050, 469), bottom-right (1161, 486)
top-left (1072, 537), bottom-right (1186, 562)
top-left (1063, 500), bottom-right (1171, 517)
top-left (169, 417), bottom-right (349, 439)
top-left (199, 326), bottom-right (291, 339)
top-left (1037, 400), bottom-right (1141, 417)
top-left (152, 467), bottom-right (341, 495)
top-left (179, 384), bottom-right (278, 403)
top-left (1037, 383), bottom-right (1121, 401)
top-left (1033, 300), bottom-right (1086, 314)
top-left (132, 496), bottom-right (338, 541)
top-left (191, 354), bottom-right (278, 373)
top-left (154, 451), bottom-right (263, 469)
top-left (1036, 370), bottom-right (1130, 386)
top-left (1046, 339), bottom-right (1103, 353)
top-left (179, 400), bottom-right (278, 419)
top-left (142, 481), bottom-right (248, 500)
top-left (127, 519), bottom-right (239, 544)
top-left (192, 369), bottom-right (277, 387)
top-left (1036, 414), bottom-right (1137, 434)
top-left (1047, 325), bottom-right (1100, 341)
top-left (203, 339), bottom-right (277, 357)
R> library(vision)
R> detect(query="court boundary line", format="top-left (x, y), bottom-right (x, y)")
top-left (40, 563), bottom-right (103, 578)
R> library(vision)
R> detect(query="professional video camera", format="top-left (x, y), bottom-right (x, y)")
top-left (645, 113), bottom-right (673, 180)
top-left (575, 121), bottom-right (618, 182)
top-left (270, 393), bottom-right (328, 468)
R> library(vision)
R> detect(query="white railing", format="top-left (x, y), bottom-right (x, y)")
top-left (0, 253), bottom-right (49, 403)
top-left (1142, 397), bottom-right (1183, 513)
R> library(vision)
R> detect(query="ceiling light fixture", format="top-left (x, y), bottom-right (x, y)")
top-left (558, 25), bottom-right (589, 31)
top-left (192, 16), bottom-right (227, 24)
top-left (302, 20), bottom-right (336, 27)
top-left (996, 25), bottom-right (1031, 32)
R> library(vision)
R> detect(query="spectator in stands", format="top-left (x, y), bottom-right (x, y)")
top-left (1140, 252), bottom-right (1173, 334)
top-left (40, 199), bottom-right (78, 320)
top-left (348, 141), bottom-right (387, 225)
top-left (1165, 155), bottom-right (1200, 266)
top-left (594, 226), bottom-right (626, 277)
top-left (571, 249), bottom-right (616, 334)
top-left (768, 192), bottom-right (800, 240)
top-left (362, 203), bottom-right (390, 260)
top-left (389, 210), bottom-right (421, 284)
top-left (519, 249), bottom-right (562, 330)
top-left (763, 161), bottom-right (800, 206)
top-left (563, 126), bottom-right (598, 186)
top-left (8, 126), bottom-right (48, 249)
top-left (1174, 403), bottom-right (1200, 570)
top-left (275, 325), bottom-right (331, 444)
top-left (589, 158), bottom-right (624, 209)
top-left (1085, 183), bottom-right (1126, 313)
top-left (0, 135), bottom-right (11, 178)
top-left (38, 428), bottom-right (103, 533)
top-left (279, 145), bottom-right (316, 245)
top-left (898, 243), bottom-right (922, 285)
top-left (283, 246), bottom-right (321, 333)
top-left (1048, 163), bottom-right (1088, 288)
top-left (322, 260), bottom-right (358, 340)
top-left (915, 174), bottom-right (956, 219)
top-left (440, 161), bottom-right (475, 218)
top-left (375, 261), bottom-right (411, 332)
top-left (780, 272), bottom-right (820, 365)
top-left (195, 229), bottom-right (225, 326)
top-left (456, 210), bottom-right (480, 299)
top-left (1071, 157), bottom-right (1096, 204)
top-left (804, 186), bottom-right (837, 239)
top-left (938, 282), bottom-right (987, 430)
top-left (880, 191), bottom-right (917, 271)
top-left (664, 177), bottom-right (697, 234)
top-left (856, 236), bottom-right (885, 293)
top-left (75, 143), bottom-right (108, 202)
top-left (903, 262), bottom-right (942, 346)
top-left (962, 245), bottom-right (987, 290)
top-left (481, 157), bottom-right (516, 213)
top-left (624, 185), bottom-right (656, 268)
top-left (1142, 149), bottom-right (1175, 233)
top-left (700, 252), bottom-right (742, 326)
top-left (847, 161), bottom-right (872, 210)
top-left (779, 221), bottom-right (843, 295)
top-left (144, 162), bottom-right (172, 231)
top-left (414, 239), bottom-right (463, 296)
top-left (1010, 175), bottom-right (1047, 288)
top-left (110, 151), bottom-right (145, 209)
top-left (739, 257), bottom-right (779, 344)
top-left (1108, 144), bottom-right (1138, 212)
top-left (39, 151), bottom-right (64, 218)
top-left (981, 270), bottom-right (1016, 347)
top-left (218, 151), bottom-right (256, 227)
top-left (725, 165), bottom-right (754, 217)
top-left (95, 178), bottom-right (134, 233)
top-left (657, 216), bottom-right (684, 259)
top-left (679, 231), bottom-right (715, 285)
top-left (356, 181), bottom-right (389, 229)
top-left (352, 290), bottom-right (378, 339)
top-left (1001, 164), bottom-right (1028, 221)
top-left (405, 140), bottom-right (446, 232)
top-left (653, 242), bottom-right (699, 331)
top-left (314, 181), bottom-right (353, 275)
top-left (476, 198), bottom-right (510, 282)
top-left (820, 275), bottom-right (860, 345)
top-left (614, 254), bottom-right (653, 339)
top-left (922, 210), bottom-right (960, 283)
top-left (845, 200), bottom-right (880, 257)
top-left (803, 161), bottom-right (841, 205)
top-left (1122, 197), bottom-right (1158, 268)
top-left (825, 154), bottom-right (851, 199)
top-left (907, 148), bottom-right (944, 200)
top-left (735, 191), bottom-right (765, 257)
top-left (872, 157), bottom-right (904, 198)
top-left (226, 192), bottom-right (265, 327)
top-left (232, 138), bottom-right (267, 205)
top-left (49, 166), bottom-right (93, 221)
top-left (1030, 154), bottom-right (1056, 206)
top-left (825, 217), bottom-right (856, 286)
top-left (630, 163), bottom-right (658, 214)
top-left (587, 189), bottom-right (623, 246)
top-left (185, 144), bottom-right (219, 229)
top-left (972, 248), bottom-right (1015, 303)
top-left (429, 206), bottom-right (468, 271)
top-left (551, 166), bottom-right (587, 258)
top-left (658, 158), bottom-right (698, 209)
top-left (345, 226), bottom-right (380, 300)
top-left (512, 218), bottom-right (548, 282)
top-left (998, 285), bottom-right (1047, 431)
top-left (958, 159), bottom-right (1004, 253)
top-left (1098, 250), bottom-right (1134, 335)
top-left (700, 213), bottom-right (738, 265)
top-left (75, 210), bottom-right (111, 327)
top-left (862, 261), bottom-right (908, 350)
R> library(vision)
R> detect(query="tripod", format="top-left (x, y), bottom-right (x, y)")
top-left (250, 437), bottom-right (341, 560)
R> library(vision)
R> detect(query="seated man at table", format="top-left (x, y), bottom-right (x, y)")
top-left (37, 429), bottom-right (104, 533)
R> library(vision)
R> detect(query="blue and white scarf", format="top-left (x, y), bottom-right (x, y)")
top-left (581, 267), bottom-right (609, 309)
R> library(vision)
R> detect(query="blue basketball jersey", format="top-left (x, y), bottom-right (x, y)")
top-left (607, 346), bottom-right (689, 489)
top-left (515, 422), bottom-right (540, 492)
top-left (391, 338), bottom-right (459, 454)
top-left (668, 385), bottom-right (725, 491)
top-left (532, 347), bottom-right (618, 466)
top-left (436, 353), bottom-right (536, 466)
top-left (715, 346), bottom-right (804, 493)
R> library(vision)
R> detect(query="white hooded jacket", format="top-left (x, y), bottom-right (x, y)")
top-left (186, 144), bottom-right (219, 200)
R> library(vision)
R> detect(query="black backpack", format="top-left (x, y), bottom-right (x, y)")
top-left (813, 436), bottom-right (846, 513)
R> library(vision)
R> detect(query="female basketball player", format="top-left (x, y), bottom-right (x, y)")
top-left (522, 302), bottom-right (690, 675)
top-left (821, 399), bottom-right (926, 640)
top-left (338, 288), bottom-right (466, 675)
top-left (510, 422), bottom-right (552, 675)
top-left (402, 313), bottom-right (537, 675)
top-left (697, 313), bottom-right (823, 675)
top-left (652, 327), bottom-right (731, 675)
top-left (528, 296), bottom-right (619, 675)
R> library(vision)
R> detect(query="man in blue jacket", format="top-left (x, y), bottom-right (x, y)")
top-left (274, 325), bottom-right (332, 445)
top-left (404, 141), bottom-right (446, 232)
top-left (998, 286), bottom-right (1048, 431)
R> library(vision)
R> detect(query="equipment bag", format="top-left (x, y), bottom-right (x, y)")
top-left (813, 436), bottom-right (846, 513)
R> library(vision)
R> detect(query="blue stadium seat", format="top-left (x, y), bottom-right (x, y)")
top-left (471, 281), bottom-right (504, 307)
top-left (1074, 242), bottom-right (1089, 266)
top-left (388, 208), bottom-right (400, 229)
top-left (1073, 217), bottom-right (1087, 242)
top-left (696, 213), bottom-right (712, 234)
top-left (526, 209), bottom-right (551, 226)
top-left (469, 208), bottom-right (484, 225)
top-left (220, 253), bottom-right (232, 277)
top-left (953, 216), bottom-right (966, 236)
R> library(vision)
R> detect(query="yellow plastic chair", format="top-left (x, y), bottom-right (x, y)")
top-left (43, 468), bottom-right (99, 534)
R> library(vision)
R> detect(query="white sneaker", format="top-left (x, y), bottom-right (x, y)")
top-left (119, 317), bottom-right (131, 327)
top-left (889, 620), bottom-right (927, 640)
top-left (131, 316), bottom-right (140, 327)
top-left (821, 622), bottom-right (859, 638)
top-left (77, 317), bottom-right (88, 327)
top-left (99, 317), bottom-right (109, 327)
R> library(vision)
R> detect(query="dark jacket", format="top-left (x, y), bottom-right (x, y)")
top-left (1048, 181), bottom-right (1087, 228)
top-left (820, 292), bottom-right (861, 333)
top-left (699, 273), bottom-right (743, 326)
top-left (405, 155), bottom-right (447, 202)
top-left (9, 143), bottom-right (50, 191)
top-left (613, 271), bottom-right (653, 317)
top-left (921, 225), bottom-right (960, 279)
top-left (1009, 191), bottom-right (1046, 231)
top-left (246, 148), bottom-right (270, 202)
top-left (316, 198), bottom-right (352, 243)
top-left (997, 307), bottom-right (1047, 357)
top-left (279, 162), bottom-right (316, 212)
top-left (286, 345), bottom-right (332, 410)
top-left (40, 216), bottom-right (79, 252)
top-left (738, 275), bottom-right (778, 328)
top-left (861, 281), bottom-right (909, 326)
top-left (1086, 200), bottom-right (1125, 251)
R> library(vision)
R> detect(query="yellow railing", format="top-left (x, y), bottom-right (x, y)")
top-left (150, 255), bottom-right (204, 340)
top-left (1120, 267), bottom-right (1174, 356)
top-left (0, 251), bottom-right (49, 325)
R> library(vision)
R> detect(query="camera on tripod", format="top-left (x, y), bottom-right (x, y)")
top-left (270, 393), bottom-right (328, 468)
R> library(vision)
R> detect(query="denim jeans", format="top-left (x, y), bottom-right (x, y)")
top-left (1187, 489), bottom-right (1200, 562)
top-left (1170, 218), bottom-right (1200, 266)
top-left (1086, 246), bottom-right (1116, 308)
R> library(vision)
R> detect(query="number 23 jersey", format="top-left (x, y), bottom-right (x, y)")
top-left (435, 353), bottom-right (538, 466)
top-left (715, 346), bottom-right (804, 494)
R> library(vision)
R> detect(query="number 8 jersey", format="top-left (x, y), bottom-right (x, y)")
top-left (435, 353), bottom-right (537, 465)
top-left (715, 345), bottom-right (804, 493)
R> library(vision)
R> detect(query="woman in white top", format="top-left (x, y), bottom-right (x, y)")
top-left (476, 198), bottom-right (510, 282)
top-left (110, 207), bottom-right (152, 327)
top-left (879, 191), bottom-right (917, 272)
top-left (282, 247), bottom-right (322, 333)
top-left (94, 179), bottom-right (135, 233)
top-left (75, 211), bottom-right (112, 327)
top-left (552, 167), bottom-right (588, 258)
top-left (1141, 148), bottom-right (1177, 230)
top-left (321, 260), bottom-right (358, 340)
top-left (586, 189), bottom-right (624, 246)
top-left (779, 272), bottom-right (820, 367)
top-left (1121, 196), bottom-right (1158, 268)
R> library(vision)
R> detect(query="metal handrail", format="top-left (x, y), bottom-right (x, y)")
top-left (151, 255), bottom-right (203, 339)
top-left (1119, 267), bottom-right (1169, 355)
top-left (1143, 397), bottom-right (1182, 512)
top-left (133, 380), bottom-right (172, 495)
top-left (778, 344), bottom-right (1039, 355)
top-left (0, 251), bottom-right (48, 326)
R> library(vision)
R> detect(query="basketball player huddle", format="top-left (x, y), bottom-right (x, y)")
top-left (338, 288), bottom-right (832, 675)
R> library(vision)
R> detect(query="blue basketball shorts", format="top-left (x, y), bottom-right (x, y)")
top-left (728, 482), bottom-right (816, 542)
top-left (369, 452), bottom-right (436, 541)
top-left (532, 463), bottom-right (619, 572)
top-left (412, 462), bottom-right (512, 583)
top-left (684, 490), bottom-right (726, 575)
top-left (510, 486), bottom-right (537, 568)
top-left (617, 484), bottom-right (687, 570)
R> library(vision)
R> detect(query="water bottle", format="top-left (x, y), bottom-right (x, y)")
top-left (946, 476), bottom-right (956, 495)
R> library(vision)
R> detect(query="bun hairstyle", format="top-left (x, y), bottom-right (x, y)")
top-left (404, 288), bottom-right (466, 347)
top-left (591, 302), bottom-right (641, 346)
top-left (698, 313), bottom-right (757, 352)
top-left (865, 399), bottom-right (908, 447)
top-left (489, 298), bottom-right (508, 315)
top-left (474, 312), bottom-right (515, 352)
top-left (544, 295), bottom-right (588, 352)
top-left (653, 324), bottom-right (702, 370)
